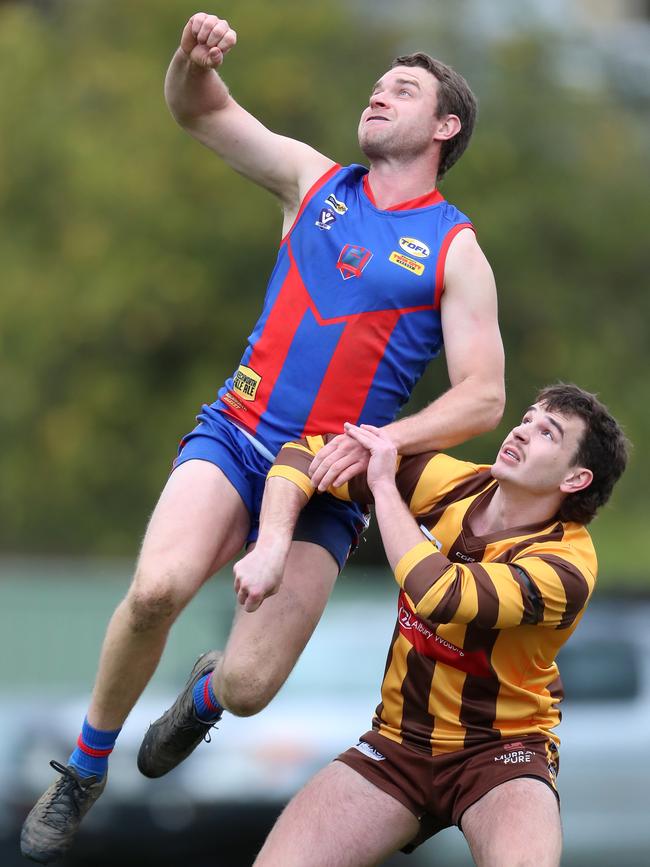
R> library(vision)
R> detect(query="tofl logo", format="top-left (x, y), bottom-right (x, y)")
top-left (336, 244), bottom-right (373, 280)
top-left (399, 237), bottom-right (430, 258)
top-left (233, 365), bottom-right (261, 401)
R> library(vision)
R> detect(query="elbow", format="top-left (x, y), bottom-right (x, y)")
top-left (487, 384), bottom-right (506, 430)
top-left (474, 381), bottom-right (505, 434)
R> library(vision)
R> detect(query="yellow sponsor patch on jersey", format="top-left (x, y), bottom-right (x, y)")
top-left (389, 251), bottom-right (425, 275)
top-left (233, 365), bottom-right (261, 401)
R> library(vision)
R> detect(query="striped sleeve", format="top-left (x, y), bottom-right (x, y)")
top-left (394, 542), bottom-right (595, 630)
top-left (267, 439), bottom-right (320, 498)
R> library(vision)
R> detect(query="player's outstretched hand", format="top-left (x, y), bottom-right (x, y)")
top-left (343, 423), bottom-right (398, 493)
top-left (233, 545), bottom-right (285, 613)
top-left (180, 13), bottom-right (237, 69)
top-left (308, 433), bottom-right (371, 492)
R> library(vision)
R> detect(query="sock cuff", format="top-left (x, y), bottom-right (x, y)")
top-left (79, 717), bottom-right (122, 752)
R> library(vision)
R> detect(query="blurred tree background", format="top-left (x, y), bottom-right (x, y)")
top-left (0, 0), bottom-right (648, 584)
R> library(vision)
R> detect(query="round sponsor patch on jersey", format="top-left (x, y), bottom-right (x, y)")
top-left (399, 237), bottom-right (430, 258)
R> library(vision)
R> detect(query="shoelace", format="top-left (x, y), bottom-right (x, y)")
top-left (40, 761), bottom-right (93, 829)
top-left (183, 712), bottom-right (220, 744)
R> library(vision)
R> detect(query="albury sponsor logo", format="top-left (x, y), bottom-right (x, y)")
top-left (233, 365), bottom-right (261, 401)
top-left (389, 251), bottom-right (425, 275)
top-left (399, 237), bottom-right (430, 258)
top-left (399, 604), bottom-right (434, 640)
top-left (397, 592), bottom-right (491, 676)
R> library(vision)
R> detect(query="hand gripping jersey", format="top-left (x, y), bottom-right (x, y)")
top-left (269, 438), bottom-right (597, 755)
top-left (215, 164), bottom-right (473, 453)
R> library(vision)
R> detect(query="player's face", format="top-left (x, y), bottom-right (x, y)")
top-left (492, 402), bottom-right (588, 495)
top-left (358, 65), bottom-right (440, 160)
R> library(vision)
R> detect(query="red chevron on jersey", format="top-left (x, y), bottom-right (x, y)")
top-left (215, 164), bottom-right (474, 453)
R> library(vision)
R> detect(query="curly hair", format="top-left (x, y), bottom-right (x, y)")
top-left (391, 52), bottom-right (477, 179)
top-left (536, 384), bottom-right (629, 525)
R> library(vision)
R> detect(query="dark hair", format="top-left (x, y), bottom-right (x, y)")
top-left (535, 383), bottom-right (629, 525)
top-left (391, 52), bottom-right (477, 179)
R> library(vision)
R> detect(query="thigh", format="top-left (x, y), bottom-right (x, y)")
top-left (220, 542), bottom-right (338, 703)
top-left (135, 460), bottom-right (250, 600)
top-left (254, 760), bottom-right (419, 867)
top-left (461, 777), bottom-right (562, 867)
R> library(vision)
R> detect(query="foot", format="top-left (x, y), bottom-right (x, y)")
top-left (20, 761), bottom-right (106, 864)
top-left (137, 650), bottom-right (222, 778)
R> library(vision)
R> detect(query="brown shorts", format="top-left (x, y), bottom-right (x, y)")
top-left (336, 731), bottom-right (560, 853)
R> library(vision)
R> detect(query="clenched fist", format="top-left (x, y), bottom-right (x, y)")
top-left (180, 13), bottom-right (237, 68)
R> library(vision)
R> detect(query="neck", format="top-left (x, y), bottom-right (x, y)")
top-left (475, 483), bottom-right (561, 535)
top-left (366, 157), bottom-right (439, 209)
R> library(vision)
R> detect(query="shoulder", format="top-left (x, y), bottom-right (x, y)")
top-left (403, 453), bottom-right (491, 514)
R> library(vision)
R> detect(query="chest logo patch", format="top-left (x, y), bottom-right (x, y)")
top-left (233, 365), bottom-right (261, 401)
top-left (399, 237), bottom-right (430, 258)
top-left (389, 251), bottom-right (425, 275)
top-left (315, 209), bottom-right (337, 230)
top-left (336, 244), bottom-right (373, 280)
top-left (325, 193), bottom-right (348, 214)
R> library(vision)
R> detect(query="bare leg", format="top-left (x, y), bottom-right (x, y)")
top-left (462, 778), bottom-right (562, 867)
top-left (215, 541), bottom-right (338, 716)
top-left (254, 761), bottom-right (419, 867)
top-left (87, 460), bottom-right (250, 730)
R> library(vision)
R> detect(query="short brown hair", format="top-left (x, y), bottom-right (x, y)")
top-left (391, 52), bottom-right (477, 179)
top-left (536, 383), bottom-right (629, 525)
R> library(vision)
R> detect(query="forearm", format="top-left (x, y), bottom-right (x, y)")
top-left (371, 480), bottom-right (427, 572)
top-left (165, 48), bottom-right (231, 128)
top-left (383, 376), bottom-right (504, 455)
top-left (256, 476), bottom-right (309, 557)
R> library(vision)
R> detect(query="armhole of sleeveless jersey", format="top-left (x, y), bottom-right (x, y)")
top-left (280, 163), bottom-right (342, 244)
top-left (433, 222), bottom-right (475, 308)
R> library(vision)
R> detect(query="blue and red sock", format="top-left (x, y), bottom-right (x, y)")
top-left (192, 673), bottom-right (223, 722)
top-left (68, 717), bottom-right (121, 779)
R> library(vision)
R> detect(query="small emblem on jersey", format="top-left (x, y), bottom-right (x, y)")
top-left (233, 365), bottom-right (261, 401)
top-left (399, 237), bottom-right (430, 258)
top-left (389, 251), bottom-right (425, 275)
top-left (353, 741), bottom-right (385, 761)
top-left (325, 193), bottom-right (348, 214)
top-left (453, 550), bottom-right (475, 563)
top-left (336, 244), bottom-right (373, 280)
top-left (222, 392), bottom-right (247, 412)
top-left (419, 524), bottom-right (443, 550)
top-left (315, 209), bottom-right (337, 230)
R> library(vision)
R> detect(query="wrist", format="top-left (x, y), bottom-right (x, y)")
top-left (369, 477), bottom-right (400, 501)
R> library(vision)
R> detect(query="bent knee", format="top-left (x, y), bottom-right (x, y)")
top-left (218, 664), bottom-right (279, 717)
top-left (126, 572), bottom-right (193, 632)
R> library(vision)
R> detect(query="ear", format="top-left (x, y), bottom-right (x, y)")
top-left (560, 466), bottom-right (593, 495)
top-left (434, 114), bottom-right (461, 142)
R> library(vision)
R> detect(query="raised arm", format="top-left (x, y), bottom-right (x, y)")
top-left (165, 13), bottom-right (334, 223)
top-left (309, 229), bottom-right (505, 489)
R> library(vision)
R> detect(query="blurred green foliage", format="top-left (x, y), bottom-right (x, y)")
top-left (0, 0), bottom-right (647, 585)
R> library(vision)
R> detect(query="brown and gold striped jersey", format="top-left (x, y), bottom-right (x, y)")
top-left (269, 437), bottom-right (597, 754)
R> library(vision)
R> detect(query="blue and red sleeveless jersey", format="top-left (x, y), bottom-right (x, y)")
top-left (214, 163), bottom-right (473, 453)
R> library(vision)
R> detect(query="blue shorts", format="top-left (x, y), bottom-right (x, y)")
top-left (174, 407), bottom-right (367, 571)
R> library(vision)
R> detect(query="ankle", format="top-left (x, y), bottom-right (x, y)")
top-left (68, 717), bottom-right (121, 779)
top-left (192, 673), bottom-right (223, 722)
